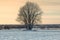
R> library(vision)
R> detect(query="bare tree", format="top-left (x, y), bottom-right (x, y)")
top-left (16, 2), bottom-right (43, 30)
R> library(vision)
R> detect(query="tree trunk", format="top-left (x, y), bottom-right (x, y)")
top-left (26, 24), bottom-right (33, 30)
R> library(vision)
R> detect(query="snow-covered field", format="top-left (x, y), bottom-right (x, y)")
top-left (0, 29), bottom-right (60, 40)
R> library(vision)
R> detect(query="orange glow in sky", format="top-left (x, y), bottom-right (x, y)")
top-left (0, 0), bottom-right (60, 24)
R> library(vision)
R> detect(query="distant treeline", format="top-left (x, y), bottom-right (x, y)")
top-left (0, 24), bottom-right (60, 29)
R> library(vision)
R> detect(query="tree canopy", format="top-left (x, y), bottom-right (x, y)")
top-left (16, 2), bottom-right (43, 30)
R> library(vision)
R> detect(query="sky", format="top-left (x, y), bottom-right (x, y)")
top-left (0, 0), bottom-right (60, 24)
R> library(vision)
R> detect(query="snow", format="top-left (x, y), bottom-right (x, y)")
top-left (0, 29), bottom-right (60, 40)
